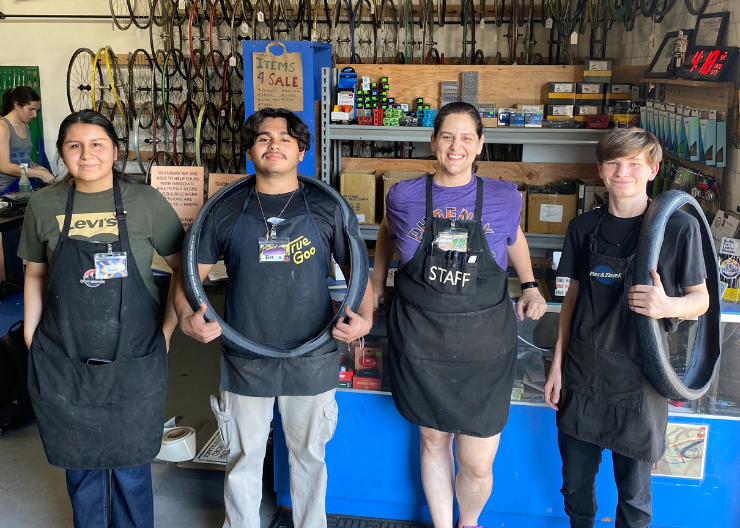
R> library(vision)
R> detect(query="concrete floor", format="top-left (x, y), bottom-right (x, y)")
top-left (0, 294), bottom-right (280, 528)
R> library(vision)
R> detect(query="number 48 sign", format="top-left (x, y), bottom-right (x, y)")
top-left (252, 42), bottom-right (304, 111)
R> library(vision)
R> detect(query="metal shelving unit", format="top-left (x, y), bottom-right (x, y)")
top-left (320, 68), bottom-right (608, 250)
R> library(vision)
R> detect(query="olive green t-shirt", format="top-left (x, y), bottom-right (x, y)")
top-left (18, 180), bottom-right (185, 300)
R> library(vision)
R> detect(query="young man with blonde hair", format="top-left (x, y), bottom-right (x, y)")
top-left (544, 127), bottom-right (709, 528)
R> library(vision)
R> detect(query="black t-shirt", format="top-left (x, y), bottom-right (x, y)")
top-left (559, 206), bottom-right (706, 299)
top-left (198, 180), bottom-right (352, 271)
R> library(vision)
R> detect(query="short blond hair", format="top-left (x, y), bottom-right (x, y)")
top-left (595, 127), bottom-right (662, 167)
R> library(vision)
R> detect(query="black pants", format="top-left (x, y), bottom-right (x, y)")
top-left (558, 431), bottom-right (653, 528)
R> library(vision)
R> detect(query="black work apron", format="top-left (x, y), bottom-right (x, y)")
top-left (557, 212), bottom-right (668, 463)
top-left (221, 182), bottom-right (338, 397)
top-left (28, 181), bottom-right (168, 470)
top-left (388, 175), bottom-right (517, 438)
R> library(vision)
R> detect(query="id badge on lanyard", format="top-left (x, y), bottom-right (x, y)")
top-left (258, 237), bottom-right (291, 262)
top-left (434, 226), bottom-right (469, 253)
top-left (94, 243), bottom-right (128, 279)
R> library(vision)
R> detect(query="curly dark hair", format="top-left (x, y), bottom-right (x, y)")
top-left (240, 108), bottom-right (311, 152)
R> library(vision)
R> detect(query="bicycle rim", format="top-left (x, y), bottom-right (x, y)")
top-left (110, 0), bottom-right (134, 30)
top-left (67, 48), bottom-right (97, 113)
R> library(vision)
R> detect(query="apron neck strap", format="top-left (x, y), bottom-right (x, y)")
top-left (474, 176), bottom-right (483, 220)
top-left (425, 175), bottom-right (434, 220)
top-left (425, 175), bottom-right (483, 221)
top-left (60, 183), bottom-right (76, 242)
top-left (112, 180), bottom-right (130, 254)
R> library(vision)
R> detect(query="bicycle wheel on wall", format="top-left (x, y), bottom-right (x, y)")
top-left (129, 0), bottom-right (154, 29)
top-left (129, 49), bottom-right (154, 122)
top-left (311, 0), bottom-right (332, 43)
top-left (67, 48), bottom-right (99, 112)
top-left (332, 0), bottom-right (354, 63)
top-left (419, 0), bottom-right (434, 65)
top-left (379, 0), bottom-right (399, 63)
top-left (461, 0), bottom-right (475, 64)
top-left (353, 0), bottom-right (377, 63)
top-left (110, 0), bottom-right (134, 30)
top-left (401, 0), bottom-right (415, 64)
top-left (252, 0), bottom-right (275, 39)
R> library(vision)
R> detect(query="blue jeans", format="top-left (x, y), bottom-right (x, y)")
top-left (65, 463), bottom-right (154, 528)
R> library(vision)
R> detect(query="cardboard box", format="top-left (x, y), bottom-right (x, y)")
top-left (382, 170), bottom-right (427, 218)
top-left (577, 179), bottom-right (608, 214)
top-left (712, 210), bottom-right (740, 249)
top-left (514, 182), bottom-right (527, 231)
top-left (527, 186), bottom-right (577, 235)
top-left (340, 170), bottom-right (376, 224)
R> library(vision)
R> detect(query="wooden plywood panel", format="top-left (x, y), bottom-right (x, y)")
top-left (336, 64), bottom-right (647, 107)
top-left (663, 84), bottom-right (735, 112)
top-left (338, 65), bottom-right (579, 106)
top-left (340, 158), bottom-right (599, 185)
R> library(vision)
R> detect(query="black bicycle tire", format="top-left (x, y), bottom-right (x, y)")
top-left (182, 175), bottom-right (369, 358)
top-left (540, 0), bottom-right (547, 26)
top-left (639, 0), bottom-right (658, 16)
top-left (425, 47), bottom-right (441, 64)
top-left (353, 0), bottom-right (378, 63)
top-left (462, 0), bottom-right (476, 64)
top-left (128, 0), bottom-right (155, 29)
top-left (438, 0), bottom-right (446, 27)
top-left (654, 0), bottom-right (677, 16)
top-left (252, 0), bottom-right (275, 40)
top-left (67, 48), bottom-right (97, 113)
top-left (110, 0), bottom-right (135, 30)
top-left (472, 48), bottom-right (485, 64)
top-left (683, 0), bottom-right (708, 15)
top-left (633, 190), bottom-right (721, 401)
top-left (129, 49), bottom-right (154, 124)
top-left (496, 0), bottom-right (504, 27)
top-left (516, 0), bottom-right (524, 25)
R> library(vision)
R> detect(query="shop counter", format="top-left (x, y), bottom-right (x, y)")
top-left (273, 304), bottom-right (740, 527)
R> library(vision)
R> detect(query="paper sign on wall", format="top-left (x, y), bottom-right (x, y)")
top-left (208, 173), bottom-right (244, 198)
top-left (253, 42), bottom-right (303, 111)
top-left (150, 166), bottom-right (205, 229)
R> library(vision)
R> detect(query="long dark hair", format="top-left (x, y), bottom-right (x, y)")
top-left (432, 102), bottom-right (483, 173)
top-left (56, 110), bottom-right (141, 184)
top-left (241, 107), bottom-right (311, 151)
top-left (2, 86), bottom-right (41, 116)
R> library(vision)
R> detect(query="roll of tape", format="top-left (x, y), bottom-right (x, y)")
top-left (156, 417), bottom-right (197, 462)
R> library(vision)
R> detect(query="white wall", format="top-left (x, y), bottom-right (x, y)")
top-left (0, 0), bottom-right (157, 167)
top-left (613, 0), bottom-right (739, 212)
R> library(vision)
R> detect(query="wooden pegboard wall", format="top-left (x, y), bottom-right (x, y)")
top-left (664, 84), bottom-right (735, 112)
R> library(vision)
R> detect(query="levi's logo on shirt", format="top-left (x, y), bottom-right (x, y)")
top-left (55, 212), bottom-right (124, 237)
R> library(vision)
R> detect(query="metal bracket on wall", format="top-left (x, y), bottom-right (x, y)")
top-left (321, 67), bottom-right (332, 185)
top-left (0, 14), bottom-right (114, 21)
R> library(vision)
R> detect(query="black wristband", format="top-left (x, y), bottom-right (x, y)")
top-left (520, 281), bottom-right (539, 291)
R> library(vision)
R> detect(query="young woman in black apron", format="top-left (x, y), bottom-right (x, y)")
top-left (20, 110), bottom-right (184, 528)
top-left (373, 102), bottom-right (547, 528)
top-left (544, 128), bottom-right (709, 528)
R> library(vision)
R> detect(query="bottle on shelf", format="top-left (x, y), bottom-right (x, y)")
top-left (18, 163), bottom-right (31, 194)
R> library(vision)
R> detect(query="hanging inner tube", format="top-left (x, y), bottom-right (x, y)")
top-left (633, 190), bottom-right (721, 401)
top-left (182, 175), bottom-right (369, 358)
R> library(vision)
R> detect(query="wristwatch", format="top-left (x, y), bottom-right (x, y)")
top-left (520, 281), bottom-right (539, 291)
